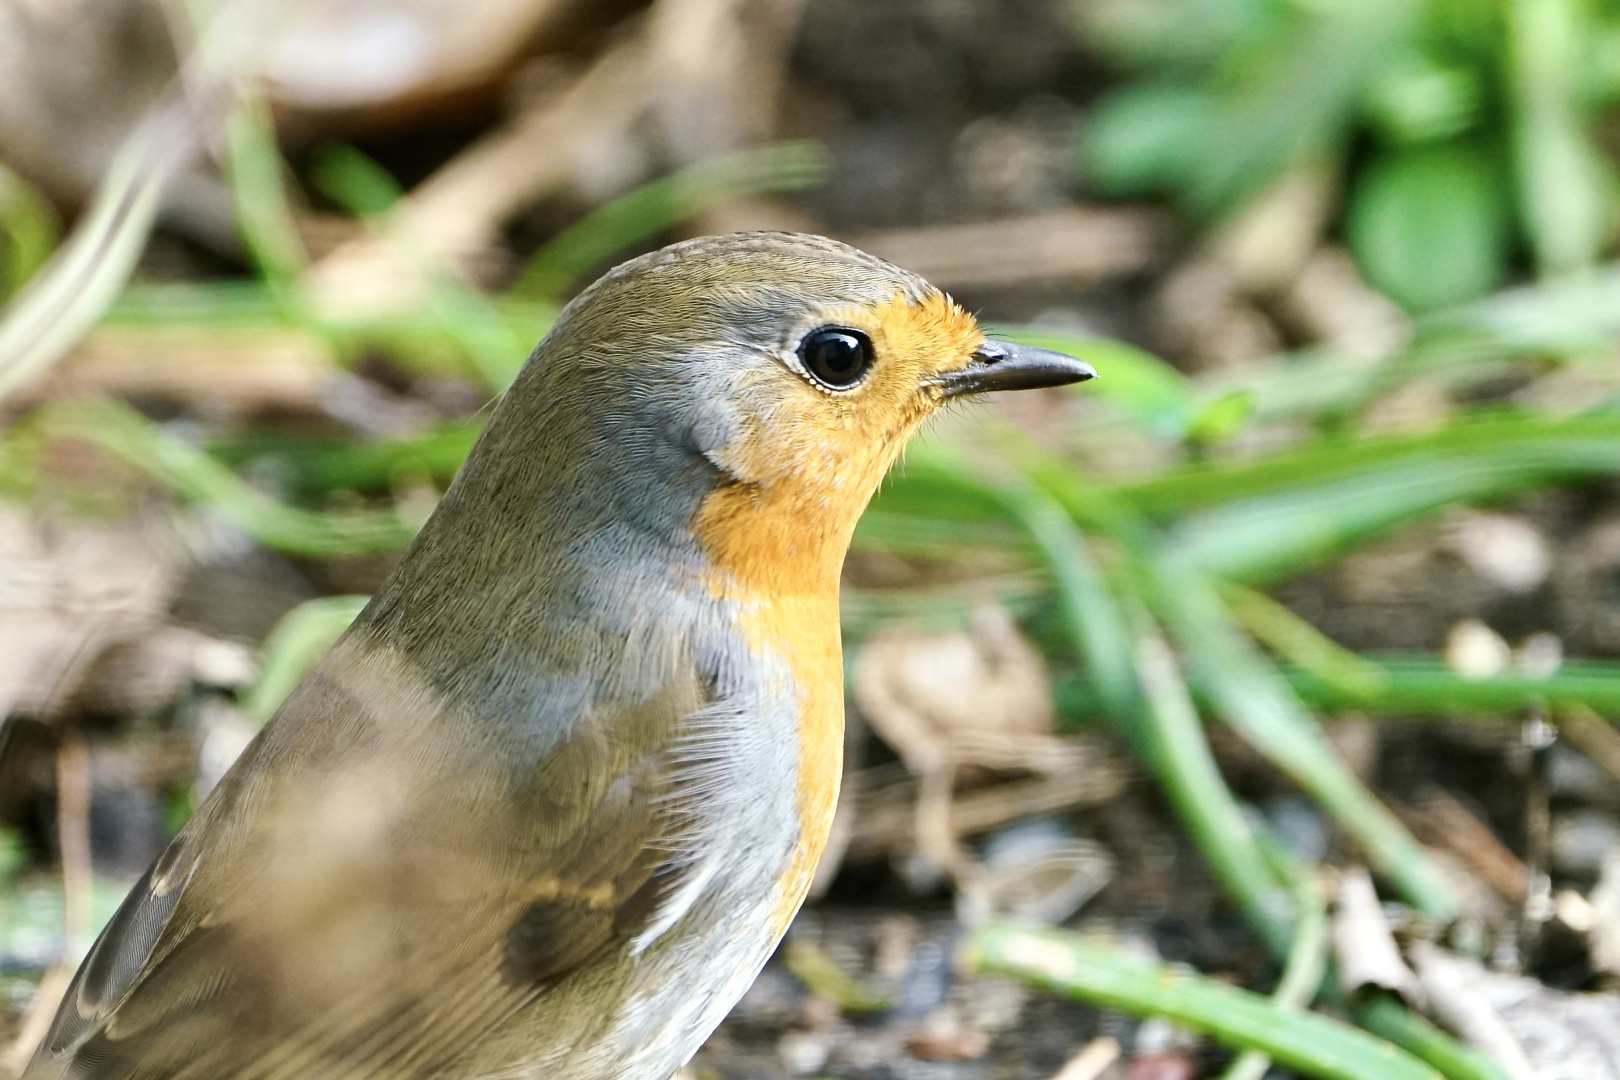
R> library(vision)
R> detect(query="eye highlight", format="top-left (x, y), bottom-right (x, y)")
top-left (796, 327), bottom-right (875, 391)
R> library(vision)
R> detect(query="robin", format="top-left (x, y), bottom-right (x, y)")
top-left (24, 232), bottom-right (1094, 1080)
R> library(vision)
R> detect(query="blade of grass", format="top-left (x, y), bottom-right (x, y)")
top-left (990, 480), bottom-right (1142, 727)
top-left (1058, 658), bottom-right (1620, 724)
top-left (1140, 546), bottom-right (1457, 921)
top-left (1132, 628), bottom-right (1296, 955)
top-left (511, 142), bottom-right (829, 299)
top-left (1223, 583), bottom-right (1388, 698)
top-left (38, 400), bottom-right (420, 557)
top-left (1017, 444), bottom-right (1457, 921)
top-left (963, 922), bottom-right (1443, 1080)
top-left (213, 421), bottom-right (483, 498)
top-left (1168, 435), bottom-right (1620, 584)
top-left (1120, 414), bottom-right (1620, 518)
top-left (240, 595), bottom-right (369, 723)
top-left (1287, 656), bottom-right (1620, 717)
top-left (309, 145), bottom-right (531, 390)
top-left (0, 117), bottom-right (184, 404)
top-left (224, 96), bottom-right (307, 289)
top-left (1354, 992), bottom-right (1515, 1080)
top-left (1220, 859), bottom-right (1329, 1080)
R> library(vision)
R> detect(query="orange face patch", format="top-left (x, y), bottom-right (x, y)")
top-left (688, 287), bottom-right (983, 934)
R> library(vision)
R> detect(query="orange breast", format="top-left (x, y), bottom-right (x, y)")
top-left (691, 483), bottom-right (848, 937)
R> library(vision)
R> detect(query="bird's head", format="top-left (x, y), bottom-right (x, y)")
top-left (492, 232), bottom-right (1094, 595)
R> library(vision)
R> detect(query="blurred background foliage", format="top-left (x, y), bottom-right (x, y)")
top-left (1080, 0), bottom-right (1620, 310)
top-left (3, 0), bottom-right (1620, 1077)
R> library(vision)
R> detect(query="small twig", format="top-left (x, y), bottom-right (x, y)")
top-left (1047, 1036), bottom-right (1120, 1080)
top-left (1403, 788), bottom-right (1528, 905)
top-left (855, 208), bottom-right (1168, 290)
top-left (1553, 703), bottom-right (1620, 785)
top-left (1220, 864), bottom-right (1329, 1080)
top-left (0, 727), bottom-right (92, 1079)
top-left (1520, 712), bottom-right (1556, 947)
top-left (56, 727), bottom-right (92, 945)
top-left (0, 964), bottom-right (73, 1080)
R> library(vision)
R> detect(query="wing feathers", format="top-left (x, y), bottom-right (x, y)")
top-left (24, 643), bottom-right (720, 1080)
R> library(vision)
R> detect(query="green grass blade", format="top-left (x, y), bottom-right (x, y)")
top-left (511, 142), bottom-right (829, 299)
top-left (39, 400), bottom-right (420, 557)
top-left (1158, 421), bottom-right (1620, 584)
top-left (310, 145), bottom-right (530, 389)
top-left (991, 481), bottom-right (1142, 726)
top-left (214, 422), bottom-right (484, 498)
top-left (964, 923), bottom-right (1444, 1080)
top-left (225, 97), bottom-right (307, 289)
top-left (0, 123), bottom-right (177, 404)
top-left (1289, 656), bottom-right (1620, 717)
top-left (1140, 548), bottom-right (1457, 921)
top-left (1132, 628), bottom-right (1296, 955)
top-left (1221, 859), bottom-right (1330, 1080)
top-left (1059, 657), bottom-right (1620, 724)
top-left (1120, 414), bottom-right (1620, 518)
top-left (1355, 992), bottom-right (1516, 1080)
top-left (1223, 582), bottom-right (1389, 698)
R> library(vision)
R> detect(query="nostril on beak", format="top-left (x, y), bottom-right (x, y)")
top-left (941, 339), bottom-right (1095, 397)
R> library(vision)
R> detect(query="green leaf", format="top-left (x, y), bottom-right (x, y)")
top-left (1081, 84), bottom-right (1218, 197)
top-left (1363, 52), bottom-right (1483, 145)
top-left (1185, 0), bottom-right (1417, 216)
top-left (1510, 0), bottom-right (1611, 276)
top-left (0, 164), bottom-right (59, 302)
top-left (224, 98), bottom-right (307, 288)
top-left (309, 144), bottom-right (404, 217)
top-left (1347, 144), bottom-right (1510, 312)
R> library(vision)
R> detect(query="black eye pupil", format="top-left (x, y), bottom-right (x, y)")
top-left (798, 327), bottom-right (874, 389)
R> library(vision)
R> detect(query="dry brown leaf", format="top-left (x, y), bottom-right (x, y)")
top-left (1332, 867), bottom-right (1424, 1006)
top-left (1408, 943), bottom-right (1620, 1080)
top-left (853, 605), bottom-right (1055, 774)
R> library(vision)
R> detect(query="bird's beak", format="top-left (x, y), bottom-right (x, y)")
top-left (938, 339), bottom-right (1098, 398)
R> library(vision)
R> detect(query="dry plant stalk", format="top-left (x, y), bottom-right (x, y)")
top-left (0, 729), bottom-right (92, 1079)
top-left (1332, 867), bottom-right (1424, 1006)
top-left (855, 208), bottom-right (1169, 291)
top-left (305, 30), bottom-right (655, 317)
top-left (1410, 788), bottom-right (1529, 905)
top-left (1554, 705), bottom-right (1620, 787)
top-left (1047, 1037), bottom-right (1121, 1080)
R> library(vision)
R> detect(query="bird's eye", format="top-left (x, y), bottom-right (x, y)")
top-left (797, 327), bottom-right (875, 390)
